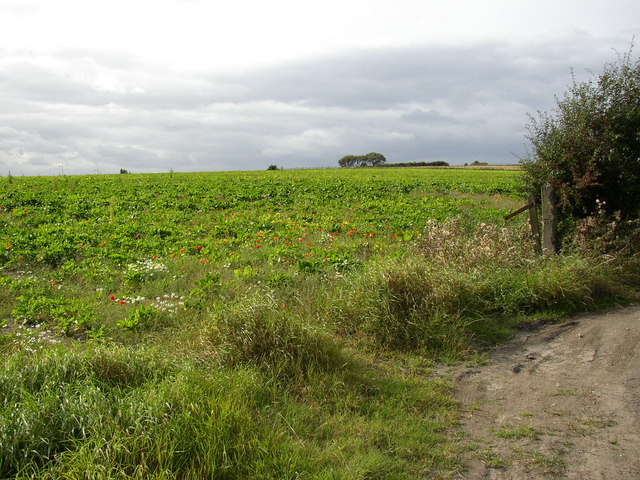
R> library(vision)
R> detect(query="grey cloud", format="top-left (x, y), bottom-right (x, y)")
top-left (254, 34), bottom-right (628, 114)
top-left (0, 33), bottom-right (635, 175)
top-left (402, 109), bottom-right (457, 124)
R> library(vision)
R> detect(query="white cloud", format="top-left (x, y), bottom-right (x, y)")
top-left (0, 1), bottom-right (637, 174)
top-left (263, 128), bottom-right (343, 158)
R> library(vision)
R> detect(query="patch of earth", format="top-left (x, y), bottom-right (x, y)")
top-left (449, 305), bottom-right (640, 479)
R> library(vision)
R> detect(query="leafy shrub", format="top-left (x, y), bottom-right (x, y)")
top-left (123, 268), bottom-right (145, 287)
top-left (521, 47), bottom-right (640, 221)
top-left (265, 272), bottom-right (293, 287)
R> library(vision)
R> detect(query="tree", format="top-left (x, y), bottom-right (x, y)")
top-left (363, 152), bottom-right (386, 167)
top-left (521, 47), bottom-right (640, 221)
top-left (338, 155), bottom-right (358, 168)
top-left (338, 152), bottom-right (386, 168)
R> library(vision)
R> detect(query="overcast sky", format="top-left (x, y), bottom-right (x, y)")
top-left (1, 0), bottom-right (638, 175)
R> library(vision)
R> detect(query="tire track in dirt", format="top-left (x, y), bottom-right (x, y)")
top-left (451, 306), bottom-right (640, 479)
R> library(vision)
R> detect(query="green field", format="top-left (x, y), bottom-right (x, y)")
top-left (1, 168), bottom-right (519, 269)
top-left (1, 168), bottom-right (634, 479)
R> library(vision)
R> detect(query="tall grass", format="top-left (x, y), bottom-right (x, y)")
top-left (2, 217), bottom-right (639, 478)
top-left (0, 341), bottom-right (461, 479)
top-left (327, 219), bottom-right (637, 356)
top-left (0, 345), bottom-right (313, 479)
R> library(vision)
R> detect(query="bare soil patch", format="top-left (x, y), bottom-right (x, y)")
top-left (451, 306), bottom-right (640, 479)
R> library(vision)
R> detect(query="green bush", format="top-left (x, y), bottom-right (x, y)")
top-left (521, 47), bottom-right (640, 221)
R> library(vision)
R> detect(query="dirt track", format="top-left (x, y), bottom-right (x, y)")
top-left (452, 305), bottom-right (640, 479)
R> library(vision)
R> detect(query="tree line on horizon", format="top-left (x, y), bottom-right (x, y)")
top-left (338, 152), bottom-right (450, 168)
top-left (338, 152), bottom-right (387, 168)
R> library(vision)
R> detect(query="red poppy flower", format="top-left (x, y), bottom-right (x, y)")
top-left (110, 295), bottom-right (115, 301)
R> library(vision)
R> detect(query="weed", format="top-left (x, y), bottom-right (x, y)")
top-left (11, 289), bottom-right (97, 336)
top-left (116, 304), bottom-right (157, 331)
top-left (493, 423), bottom-right (541, 440)
top-left (552, 387), bottom-right (582, 396)
top-left (478, 448), bottom-right (507, 468)
top-left (511, 446), bottom-right (567, 475)
top-left (570, 415), bottom-right (616, 436)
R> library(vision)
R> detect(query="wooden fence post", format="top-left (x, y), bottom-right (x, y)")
top-left (541, 183), bottom-right (558, 256)
top-left (528, 193), bottom-right (542, 255)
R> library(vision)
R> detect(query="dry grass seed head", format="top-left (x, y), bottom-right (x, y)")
top-left (420, 218), bottom-right (537, 271)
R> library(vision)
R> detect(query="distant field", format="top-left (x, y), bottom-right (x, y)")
top-left (450, 164), bottom-right (522, 170)
top-left (1, 168), bottom-right (523, 270)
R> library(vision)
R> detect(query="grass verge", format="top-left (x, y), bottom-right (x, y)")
top-left (2, 218), bottom-right (639, 478)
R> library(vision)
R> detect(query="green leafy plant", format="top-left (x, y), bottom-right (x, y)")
top-left (522, 47), bottom-right (640, 221)
top-left (12, 292), bottom-right (95, 335)
top-left (123, 268), bottom-right (145, 288)
top-left (117, 304), bottom-right (157, 330)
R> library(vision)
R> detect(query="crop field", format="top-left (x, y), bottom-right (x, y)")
top-left (0, 168), bottom-right (521, 346)
top-left (2, 167), bottom-right (631, 479)
top-left (1, 168), bottom-right (519, 270)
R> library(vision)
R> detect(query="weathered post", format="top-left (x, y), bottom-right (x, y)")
top-left (528, 193), bottom-right (542, 255)
top-left (541, 183), bottom-right (558, 256)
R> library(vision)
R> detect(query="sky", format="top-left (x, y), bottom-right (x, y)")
top-left (0, 0), bottom-right (638, 176)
